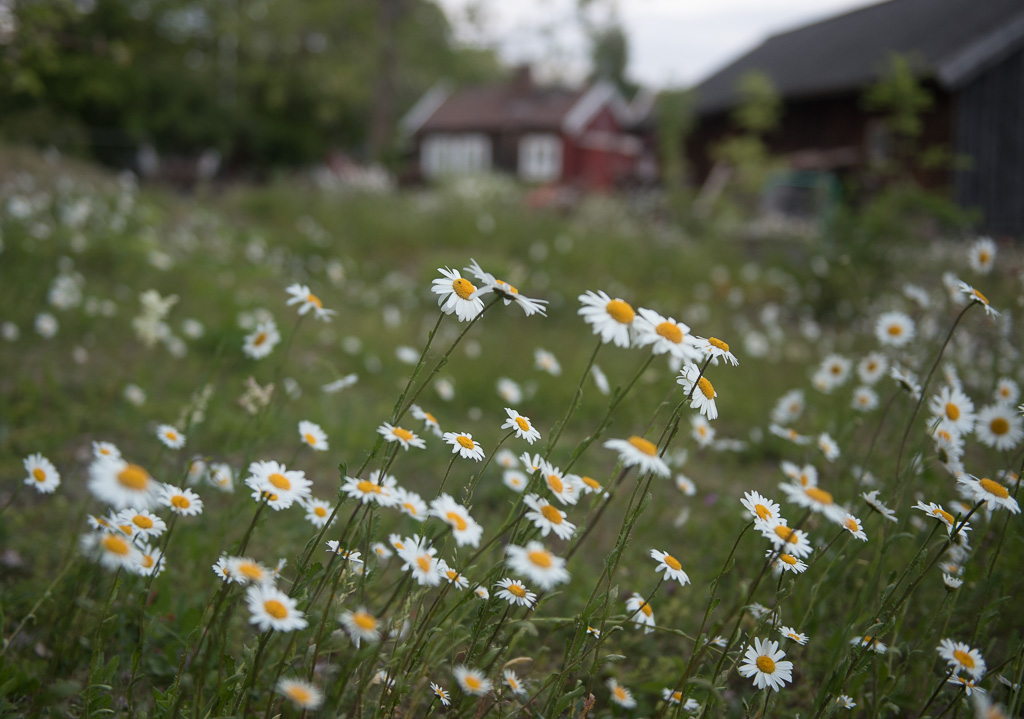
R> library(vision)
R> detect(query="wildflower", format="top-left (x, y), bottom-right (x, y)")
top-left (342, 473), bottom-right (398, 508)
top-left (496, 448), bottom-right (518, 468)
top-left (497, 377), bottom-right (522, 404)
top-left (398, 537), bottom-right (441, 586)
top-left (285, 283), bottom-right (335, 321)
top-left (577, 289), bottom-right (635, 348)
top-left (339, 607), bottom-right (381, 644)
top-left (741, 491), bottom-right (782, 525)
top-left (943, 573), bottom-right (964, 590)
top-left (503, 469), bottom-right (528, 492)
top-left (817, 432), bottom-right (840, 462)
top-left (431, 267), bottom-right (484, 322)
top-left (227, 557), bottom-right (276, 587)
top-left (495, 578), bottom-right (537, 607)
top-left (243, 320), bottom-right (280, 359)
top-left (994, 378), bottom-right (1020, 404)
top-left (209, 463), bottom-right (234, 492)
top-left (914, 500), bottom-right (972, 537)
top-left (780, 461), bottom-right (817, 486)
top-left (696, 336), bottom-right (739, 366)
top-left (430, 682), bottom-right (451, 706)
top-left (502, 669), bottom-right (528, 695)
top-left (603, 435), bottom-right (670, 477)
top-left (606, 678), bottom-right (637, 708)
top-left (675, 474), bottom-right (696, 495)
top-left (633, 308), bottom-right (700, 361)
top-left (437, 560), bottom-right (469, 590)
top-left (841, 514), bottom-right (868, 541)
top-left (88, 457), bottom-right (160, 509)
top-left (852, 386), bottom-right (879, 412)
top-left (276, 678), bottom-right (323, 710)
top-left (35, 312), bottom-right (58, 338)
top-left (156, 424), bottom-right (185, 449)
top-left (967, 236), bottom-right (996, 273)
top-left (767, 550), bottom-right (808, 574)
top-left (429, 494), bottom-right (483, 547)
top-left (322, 373), bottom-right (358, 393)
top-left (298, 420), bottom-right (329, 451)
top-left (890, 364), bottom-right (922, 399)
top-left (135, 543), bottom-right (166, 578)
top-left (691, 415), bottom-right (715, 446)
top-left (443, 431), bottom-right (485, 461)
top-left (325, 543), bottom-right (363, 564)
top-left (779, 481), bottom-right (846, 524)
top-left (464, 258), bottom-right (547, 316)
top-left (534, 348), bottom-right (562, 375)
top-left (303, 498), bottom-right (333, 528)
top-left (861, 491), bottom-right (898, 522)
top-left (387, 487), bottom-right (425, 522)
top-left (23, 453), bottom-right (60, 494)
top-left (587, 625), bottom-right (601, 638)
top-left (760, 519), bottom-right (813, 558)
top-left (738, 637), bottom-right (793, 692)
top-left (246, 585), bottom-right (307, 632)
top-left (957, 475), bottom-right (1019, 514)
top-left (677, 363), bottom-right (719, 420)
top-left (502, 408), bottom-right (541, 444)
top-left (957, 280), bottom-right (999, 317)
top-left (771, 389), bottom-right (805, 425)
top-left (377, 422), bottom-right (426, 450)
top-left (975, 404), bottom-right (1022, 451)
top-left (815, 354), bottom-right (852, 392)
top-left (454, 665), bottom-right (492, 696)
top-left (836, 695), bottom-right (856, 709)
top-left (539, 462), bottom-right (581, 505)
top-left (947, 674), bottom-right (984, 696)
top-left (778, 626), bottom-right (809, 645)
top-left (505, 542), bottom-right (570, 590)
top-left (212, 555), bottom-right (234, 582)
top-left (650, 549), bottom-right (690, 585)
top-left (625, 592), bottom-right (656, 633)
top-left (116, 508), bottom-right (167, 540)
top-left (474, 586), bottom-right (489, 600)
top-left (875, 311), bottom-right (915, 347)
top-left (82, 530), bottom-right (143, 572)
top-left (92, 441), bottom-right (121, 461)
top-left (661, 689), bottom-right (699, 709)
top-left (523, 494), bottom-right (576, 540)
top-left (245, 460), bottom-right (311, 510)
top-left (850, 635), bottom-right (887, 654)
top-left (857, 352), bottom-right (888, 384)
top-left (591, 364), bottom-right (610, 395)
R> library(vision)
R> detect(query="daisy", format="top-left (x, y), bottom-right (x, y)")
top-left (938, 638), bottom-right (986, 680)
top-left (92, 441), bottom-right (121, 461)
top-left (850, 635), bottom-right (887, 654)
top-left (115, 508), bottom-right (167, 540)
top-left (429, 494), bottom-right (483, 547)
top-left (430, 683), bottom-right (451, 707)
top-left (943, 573), bottom-right (964, 590)
top-left (523, 494), bottom-right (576, 540)
top-left (496, 448), bottom-right (518, 468)
top-left (371, 542), bottom-right (393, 561)
top-left (322, 373), bottom-right (358, 393)
top-left (454, 665), bottom-right (492, 696)
top-left (339, 607), bottom-right (381, 644)
top-left (968, 237), bottom-right (996, 273)
top-left (696, 336), bottom-right (739, 366)
top-left (779, 481), bottom-right (846, 524)
top-left (505, 542), bottom-right (570, 590)
top-left (836, 695), bottom-right (856, 709)
top-left (650, 549), bottom-right (690, 585)
top-left (586, 626), bottom-right (601, 638)
top-left (135, 543), bottom-right (166, 578)
top-left (914, 500), bottom-right (972, 536)
top-left (285, 283), bottom-right (335, 321)
top-left (539, 462), bottom-right (581, 505)
top-left (325, 543), bottom-right (363, 564)
top-left (437, 560), bottom-right (470, 590)
top-left (442, 431), bottom-right (485, 461)
top-left (496, 377), bottom-right (522, 404)
top-left (591, 364), bottom-right (610, 395)
top-left (815, 354), bottom-right (852, 392)
top-left (780, 461), bottom-right (818, 487)
top-left (342, 473), bottom-right (398, 507)
top-left (861, 491), bottom-right (898, 522)
top-left (677, 363), bottom-right (718, 420)
top-left (431, 267), bottom-right (484, 322)
top-left (208, 463), bottom-right (234, 492)
top-left (520, 452), bottom-right (544, 474)
top-left (495, 577), bottom-right (537, 607)
top-left (246, 585), bottom-right (307, 632)
top-left (767, 550), bottom-right (808, 574)
top-left (851, 386), bottom-right (879, 412)
top-left (393, 487), bottom-right (428, 522)
top-left (691, 415), bottom-right (715, 446)
top-left (534, 348), bottom-right (562, 377)
top-left (633, 307), bottom-right (700, 361)
top-left (994, 378), bottom-right (1020, 404)
top-left (303, 497), bottom-right (333, 528)
top-left (975, 404), bottom-right (1023, 451)
top-left (464, 259), bottom-right (547, 316)
top-left (474, 586), bottom-right (490, 600)
top-left (242, 320), bottom-right (280, 359)
top-left (857, 353), bottom-right (888, 384)
top-left (768, 424), bottom-right (811, 444)
top-left (298, 420), bottom-right (329, 451)
top-left (88, 457), bottom-right (160, 509)
top-left (840, 514), bottom-right (868, 541)
top-left (603, 435), bottom-right (670, 477)
top-left (738, 637), bottom-right (793, 692)
top-left (502, 669), bottom-right (528, 695)
top-left (817, 432), bottom-right (840, 462)
top-left (577, 289), bottom-right (635, 348)
top-left (625, 592), bottom-right (656, 633)
top-left (377, 422), bottom-right (426, 450)
top-left (245, 460), bottom-right (311, 510)
top-left (185, 457), bottom-right (208, 486)
top-left (397, 537), bottom-right (441, 586)
top-left (778, 626), bottom-right (809, 645)
top-left (957, 475), bottom-right (1020, 514)
top-left (23, 453), bottom-right (60, 494)
top-left (499, 408), bottom-right (541, 445)
top-left (770, 389), bottom-right (805, 425)
top-left (156, 424), bottom-right (185, 449)
top-left (957, 280), bottom-right (999, 317)
top-left (606, 678), bottom-right (637, 708)
top-left (212, 555), bottom-right (234, 583)
top-left (947, 675), bottom-right (985, 696)
top-left (227, 557), bottom-right (276, 587)
top-left (890, 364), bottom-right (922, 399)
top-left (760, 519), bottom-right (813, 558)
top-left (81, 530), bottom-right (143, 572)
top-left (503, 469), bottom-right (529, 493)
top-left (875, 311), bottom-right (915, 347)
top-left (741, 491), bottom-right (782, 525)
top-left (675, 474), bottom-right (697, 496)
top-left (276, 678), bottom-right (323, 710)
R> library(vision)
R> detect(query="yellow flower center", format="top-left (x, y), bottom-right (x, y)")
top-left (638, 601), bottom-right (652, 617)
top-left (357, 480), bottom-right (381, 494)
top-left (306, 293), bottom-right (322, 308)
top-left (314, 506), bottom-right (327, 517)
top-left (756, 656), bottom-right (775, 673)
top-left (497, 279), bottom-right (518, 294)
top-left (972, 288), bottom-right (989, 305)
top-left (352, 611), bottom-right (377, 631)
top-left (253, 332), bottom-right (267, 346)
top-left (805, 486), bottom-right (834, 505)
top-left (671, 691), bottom-right (682, 701)
top-left (515, 417), bottom-right (530, 432)
top-left (605, 298), bottom-right (635, 324)
top-left (264, 600), bottom-right (288, 619)
top-left (887, 324), bottom-right (903, 336)
top-left (780, 553), bottom-right (797, 565)
top-left (843, 517), bottom-right (859, 532)
top-left (268, 473), bottom-right (291, 490)
top-left (697, 377), bottom-right (715, 399)
top-left (141, 554), bottom-right (155, 568)
top-left (285, 686), bottom-right (312, 704)
top-left (867, 361), bottom-right (877, 371)
top-left (424, 412), bottom-right (437, 425)
top-left (238, 562), bottom-right (263, 580)
top-left (133, 514), bottom-right (153, 529)
top-left (953, 649), bottom-right (975, 668)
top-left (171, 495), bottom-right (191, 510)
top-left (774, 525), bottom-right (796, 543)
top-left (582, 476), bottom-right (601, 490)
top-left (32, 468), bottom-right (46, 482)
top-left (830, 364), bottom-right (842, 375)
top-left (979, 477), bottom-right (1009, 499)
top-left (464, 675), bottom-right (482, 690)
top-left (416, 555), bottom-right (432, 573)
top-left (392, 427), bottom-right (414, 442)
top-left (117, 464), bottom-right (151, 491)
top-left (755, 504), bottom-right (771, 520)
top-left (656, 321), bottom-right (683, 343)
top-left (119, 524), bottom-right (133, 535)
top-left (456, 435), bottom-right (475, 450)
top-left (508, 583), bottom-right (527, 598)
top-left (304, 433), bottom-right (317, 446)
top-left (102, 534), bottom-right (130, 556)
top-left (452, 277), bottom-right (476, 300)
top-left (709, 337), bottom-right (730, 352)
top-left (613, 686), bottom-right (627, 701)
top-left (547, 474), bottom-right (564, 493)
top-left (627, 435), bottom-right (658, 456)
top-left (446, 511), bottom-right (468, 531)
top-left (945, 403), bottom-right (960, 421)
top-left (540, 505), bottom-right (563, 524)
top-left (979, 250), bottom-right (991, 264)
top-left (528, 549), bottom-right (553, 568)
top-left (990, 417), bottom-right (1010, 435)
top-left (935, 508), bottom-right (955, 525)
top-left (663, 554), bottom-right (682, 571)
top-left (402, 502), bottom-right (418, 515)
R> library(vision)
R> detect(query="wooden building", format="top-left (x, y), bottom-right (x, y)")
top-left (689, 0), bottom-right (1024, 236)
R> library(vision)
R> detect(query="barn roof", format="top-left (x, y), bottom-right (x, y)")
top-left (694, 0), bottom-right (1024, 115)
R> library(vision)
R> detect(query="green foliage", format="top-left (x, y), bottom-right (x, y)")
top-left (863, 53), bottom-right (934, 139)
top-left (731, 71), bottom-right (781, 135)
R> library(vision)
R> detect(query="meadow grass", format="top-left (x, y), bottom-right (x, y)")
top-left (0, 149), bottom-right (1022, 718)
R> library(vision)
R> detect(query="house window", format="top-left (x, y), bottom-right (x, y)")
top-left (421, 134), bottom-right (492, 178)
top-left (518, 134), bottom-right (562, 182)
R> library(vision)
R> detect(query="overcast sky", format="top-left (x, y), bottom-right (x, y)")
top-left (436, 0), bottom-right (879, 88)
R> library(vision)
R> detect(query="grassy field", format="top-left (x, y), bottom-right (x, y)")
top-left (0, 146), bottom-right (1022, 718)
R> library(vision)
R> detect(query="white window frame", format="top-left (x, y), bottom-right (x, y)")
top-left (518, 134), bottom-right (562, 182)
top-left (421, 134), bottom-right (492, 178)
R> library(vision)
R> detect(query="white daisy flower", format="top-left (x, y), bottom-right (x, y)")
top-left (505, 541), bottom-right (569, 591)
top-left (429, 494), bottom-right (483, 547)
top-left (534, 348), bottom-right (562, 376)
top-left (856, 352), bottom-right (888, 384)
top-left (442, 431), bottom-right (485, 461)
top-left (244, 460), bottom-right (311, 510)
top-left (840, 514), bottom-right (868, 541)
top-left (691, 415), bottom-right (715, 446)
top-left (778, 625), bottom-right (809, 645)
top-left (276, 678), bottom-right (323, 710)
top-left (226, 557), bottom-right (276, 587)
top-left (695, 336), bottom-right (739, 366)
top-left (494, 577), bottom-right (537, 607)
top-left (115, 508), bottom-right (167, 540)
top-left (208, 462), bottom-right (234, 492)
top-left (994, 378), bottom-right (1020, 404)
top-left (957, 280), bottom-right (999, 317)
top-left (242, 320), bottom-right (280, 359)
top-left (633, 307), bottom-right (701, 361)
top-left (502, 669), bottom-right (528, 696)
top-left (814, 354), bottom-right (852, 393)
top-left (91, 441), bottom-right (121, 461)
top-left (957, 474), bottom-right (1019, 514)
top-left (760, 519), bottom-right (813, 558)
top-left (577, 289), bottom-right (635, 348)
top-left (502, 408), bottom-right (541, 444)
top-left (339, 607), bottom-right (381, 644)
top-left (741, 490), bottom-right (782, 524)
top-left (377, 422), bottom-right (427, 450)
top-left (770, 389), bottom-right (805, 425)
top-left (975, 404), bottom-right (1023, 451)
top-left (817, 432), bottom-right (840, 462)
top-left (603, 435), bottom-right (670, 477)
top-left (625, 592), bottom-right (656, 633)
top-left (677, 363), bottom-right (718, 420)
top-left (464, 258), bottom-right (547, 316)
top-left (88, 456), bottom-right (160, 510)
top-left (437, 560), bottom-right (469, 590)
top-left (650, 549), bottom-right (690, 585)
top-left (341, 473), bottom-right (398, 507)
top-left (156, 424), bottom-right (185, 449)
top-left (606, 678), bottom-right (637, 708)
top-left (81, 530), bottom-right (143, 572)
top-left (675, 473), bottom-right (697, 496)
top-left (135, 543), bottom-right (166, 577)
top-left (538, 461), bottom-right (581, 505)
top-left (875, 311), bottom-right (915, 347)
top-left (523, 493), bottom-right (576, 540)
top-left (397, 537), bottom-right (441, 586)
top-left (738, 637), bottom-right (793, 692)
top-left (861, 490), bottom-right (898, 522)
top-left (851, 386), bottom-right (879, 412)
top-left (431, 267), bottom-right (484, 322)
top-left (285, 283), bottom-right (336, 322)
top-left (937, 638), bottom-right (986, 680)
top-left (392, 487), bottom-right (428, 522)
top-left (298, 420), bottom-right (329, 451)
top-left (967, 236), bottom-right (996, 274)
top-left (303, 497), bottom-right (333, 528)
top-left (245, 585), bottom-right (308, 632)
top-left (779, 480), bottom-right (846, 524)
top-left (23, 453), bottom-right (60, 494)
top-left (850, 635), bottom-right (887, 654)
top-left (502, 469), bottom-right (529, 493)
top-left (769, 423), bottom-right (812, 446)
top-left (767, 550), bottom-right (808, 574)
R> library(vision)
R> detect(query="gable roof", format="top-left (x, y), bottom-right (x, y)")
top-left (694, 0), bottom-right (1024, 115)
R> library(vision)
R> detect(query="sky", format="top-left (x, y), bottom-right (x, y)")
top-left (436, 0), bottom-right (879, 88)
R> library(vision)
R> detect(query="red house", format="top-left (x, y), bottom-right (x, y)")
top-left (401, 67), bottom-right (651, 191)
